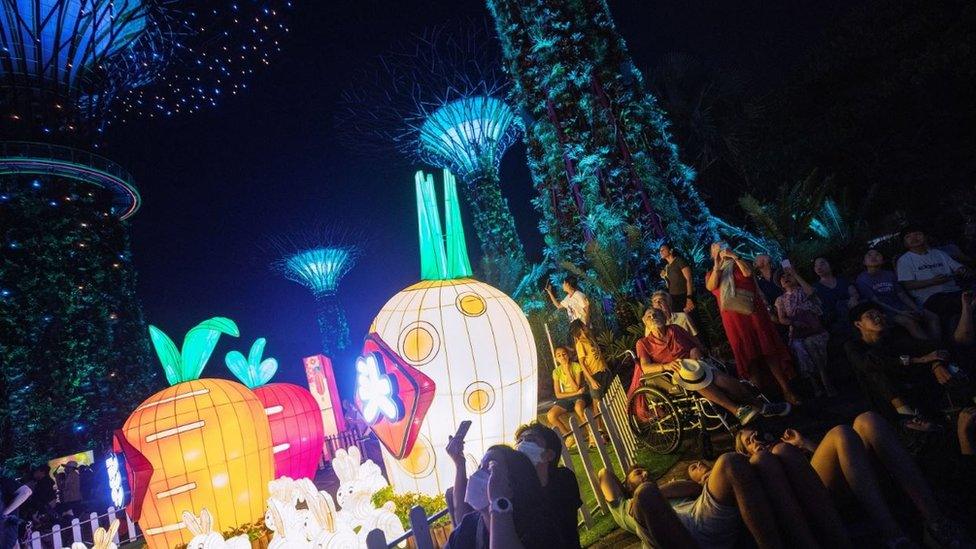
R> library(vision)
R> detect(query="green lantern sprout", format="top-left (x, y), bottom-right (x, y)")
top-left (224, 338), bottom-right (279, 389)
top-left (147, 317), bottom-right (240, 386)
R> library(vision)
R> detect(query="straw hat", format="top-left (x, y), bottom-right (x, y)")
top-left (673, 359), bottom-right (713, 391)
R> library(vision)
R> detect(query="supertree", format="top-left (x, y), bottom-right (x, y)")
top-left (272, 233), bottom-right (362, 358)
top-left (0, 1), bottom-right (291, 470)
top-left (487, 0), bottom-right (726, 272)
top-left (338, 22), bottom-right (525, 266)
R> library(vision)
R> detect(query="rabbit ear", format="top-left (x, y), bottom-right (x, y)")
top-left (268, 500), bottom-right (287, 533)
top-left (106, 519), bottom-right (119, 542)
top-left (347, 446), bottom-right (362, 466)
top-left (93, 528), bottom-right (106, 546)
top-left (200, 508), bottom-right (213, 533)
top-left (182, 511), bottom-right (201, 535)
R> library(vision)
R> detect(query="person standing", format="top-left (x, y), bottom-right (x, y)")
top-left (753, 255), bottom-right (784, 307)
top-left (659, 243), bottom-right (695, 313)
top-left (55, 461), bottom-right (81, 517)
top-left (774, 268), bottom-right (837, 397)
top-left (545, 275), bottom-right (591, 326)
top-left (1, 473), bottom-right (31, 549)
top-left (705, 242), bottom-right (800, 404)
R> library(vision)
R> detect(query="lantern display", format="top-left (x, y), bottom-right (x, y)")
top-left (360, 170), bottom-right (538, 496)
top-left (114, 318), bottom-right (274, 549)
top-left (303, 354), bottom-right (346, 437)
top-left (226, 338), bottom-right (324, 480)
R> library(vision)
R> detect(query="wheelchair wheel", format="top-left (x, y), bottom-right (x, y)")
top-left (627, 386), bottom-right (682, 454)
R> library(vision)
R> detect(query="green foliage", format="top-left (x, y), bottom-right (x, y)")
top-left (0, 176), bottom-right (157, 469)
top-left (174, 520), bottom-right (271, 548)
top-left (371, 486), bottom-right (451, 529)
top-left (225, 338), bottom-right (279, 389)
top-left (148, 317), bottom-right (240, 386)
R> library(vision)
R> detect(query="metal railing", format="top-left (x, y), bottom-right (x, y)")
top-left (0, 141), bottom-right (133, 185)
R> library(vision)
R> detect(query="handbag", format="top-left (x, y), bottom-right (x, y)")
top-left (721, 288), bottom-right (755, 315)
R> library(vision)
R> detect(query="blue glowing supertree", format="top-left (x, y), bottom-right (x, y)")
top-left (339, 22), bottom-right (525, 265)
top-left (272, 233), bottom-right (362, 358)
top-left (0, 0), bottom-right (292, 469)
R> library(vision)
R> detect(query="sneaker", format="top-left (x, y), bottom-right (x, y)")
top-left (735, 405), bottom-right (758, 425)
top-left (761, 402), bottom-right (792, 417)
top-left (924, 517), bottom-right (973, 548)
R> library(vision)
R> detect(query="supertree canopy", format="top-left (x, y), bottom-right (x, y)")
top-left (0, 1), bottom-right (292, 470)
top-left (339, 22), bottom-right (525, 266)
top-left (273, 235), bottom-right (362, 358)
top-left (487, 0), bottom-right (724, 271)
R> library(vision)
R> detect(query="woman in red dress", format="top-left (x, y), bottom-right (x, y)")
top-left (705, 242), bottom-right (800, 404)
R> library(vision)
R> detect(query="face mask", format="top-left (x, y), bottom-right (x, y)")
top-left (516, 441), bottom-right (546, 465)
top-left (464, 469), bottom-right (491, 511)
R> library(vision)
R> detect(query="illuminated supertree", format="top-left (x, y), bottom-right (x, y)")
top-left (0, 1), bottom-right (291, 469)
top-left (272, 234), bottom-right (362, 358)
top-left (339, 22), bottom-right (525, 265)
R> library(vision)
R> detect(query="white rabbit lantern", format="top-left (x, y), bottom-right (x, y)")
top-left (182, 509), bottom-right (251, 549)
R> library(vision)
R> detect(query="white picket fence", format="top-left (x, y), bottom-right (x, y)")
top-left (20, 507), bottom-right (140, 549)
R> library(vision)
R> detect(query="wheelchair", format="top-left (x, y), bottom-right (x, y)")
top-left (622, 352), bottom-right (769, 455)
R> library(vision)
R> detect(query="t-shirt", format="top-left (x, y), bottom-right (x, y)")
top-left (545, 467), bottom-right (583, 549)
top-left (446, 511), bottom-right (488, 549)
top-left (669, 312), bottom-right (698, 336)
top-left (560, 290), bottom-right (590, 324)
top-left (574, 336), bottom-right (608, 375)
top-left (813, 277), bottom-right (853, 329)
top-left (896, 249), bottom-right (962, 304)
top-left (755, 270), bottom-right (783, 306)
top-left (636, 326), bottom-right (698, 365)
top-left (856, 270), bottom-right (907, 311)
top-left (552, 362), bottom-right (584, 394)
top-left (664, 257), bottom-right (691, 297)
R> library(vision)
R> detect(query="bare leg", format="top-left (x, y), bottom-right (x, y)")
top-left (695, 384), bottom-right (740, 414)
top-left (747, 451), bottom-right (818, 549)
top-left (547, 406), bottom-right (570, 436)
top-left (711, 370), bottom-right (759, 404)
top-left (852, 411), bottom-right (941, 521)
top-left (810, 425), bottom-right (904, 540)
top-left (805, 336), bottom-right (836, 396)
top-left (960, 407), bottom-right (976, 455)
top-left (706, 453), bottom-right (783, 549)
top-left (765, 355), bottom-right (801, 404)
top-left (768, 443), bottom-right (851, 548)
top-left (923, 309), bottom-right (942, 340)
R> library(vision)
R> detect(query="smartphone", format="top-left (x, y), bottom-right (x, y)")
top-left (454, 420), bottom-right (472, 443)
top-left (780, 259), bottom-right (792, 269)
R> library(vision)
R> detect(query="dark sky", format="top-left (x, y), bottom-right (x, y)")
top-left (106, 0), bottom-right (856, 397)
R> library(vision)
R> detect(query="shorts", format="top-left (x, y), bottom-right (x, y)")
top-left (608, 498), bottom-right (657, 549)
top-left (552, 394), bottom-right (591, 411)
top-left (670, 486), bottom-right (740, 549)
top-left (589, 369), bottom-right (613, 401)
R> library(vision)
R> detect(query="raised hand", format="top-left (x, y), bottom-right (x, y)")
top-left (446, 435), bottom-right (465, 467)
top-left (487, 459), bottom-right (513, 501)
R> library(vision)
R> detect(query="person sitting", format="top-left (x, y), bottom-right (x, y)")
top-left (774, 267), bottom-right (837, 397)
top-left (545, 275), bottom-right (591, 327)
top-left (857, 248), bottom-right (941, 340)
top-left (649, 290), bottom-right (700, 341)
top-left (445, 443), bottom-right (561, 549)
top-left (845, 302), bottom-right (972, 427)
top-left (636, 307), bottom-right (790, 424)
top-left (736, 412), bottom-right (972, 548)
top-left (514, 422), bottom-right (582, 549)
top-left (897, 225), bottom-right (972, 324)
top-left (599, 453), bottom-right (798, 549)
top-left (546, 346), bottom-right (590, 448)
top-left (811, 257), bottom-right (860, 337)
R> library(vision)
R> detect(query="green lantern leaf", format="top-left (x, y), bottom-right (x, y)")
top-left (224, 350), bottom-right (256, 388)
top-left (258, 357), bottom-right (278, 385)
top-left (148, 325), bottom-right (182, 386)
top-left (180, 317), bottom-right (240, 382)
top-left (248, 338), bottom-right (267, 371)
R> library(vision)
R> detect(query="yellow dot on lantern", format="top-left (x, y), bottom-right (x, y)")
top-left (464, 382), bottom-right (495, 414)
top-left (399, 323), bottom-right (438, 365)
top-left (398, 435), bottom-right (435, 478)
top-left (456, 292), bottom-right (487, 317)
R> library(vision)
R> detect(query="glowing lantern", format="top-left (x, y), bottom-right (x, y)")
top-left (114, 318), bottom-right (274, 549)
top-left (225, 338), bottom-right (324, 480)
top-left (362, 170), bottom-right (537, 496)
top-left (303, 354), bottom-right (346, 437)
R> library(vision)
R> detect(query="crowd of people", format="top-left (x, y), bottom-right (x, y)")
top-left (444, 223), bottom-right (976, 548)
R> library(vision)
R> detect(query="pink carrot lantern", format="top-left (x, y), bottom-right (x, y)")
top-left (225, 338), bottom-right (324, 480)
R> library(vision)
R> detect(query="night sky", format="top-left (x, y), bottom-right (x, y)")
top-left (105, 0), bottom-right (858, 397)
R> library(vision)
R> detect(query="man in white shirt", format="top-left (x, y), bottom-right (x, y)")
top-left (545, 275), bottom-right (591, 326)
top-left (896, 226), bottom-right (971, 319)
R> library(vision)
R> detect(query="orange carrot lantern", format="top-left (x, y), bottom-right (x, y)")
top-left (113, 318), bottom-right (274, 549)
top-left (225, 338), bottom-right (324, 480)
